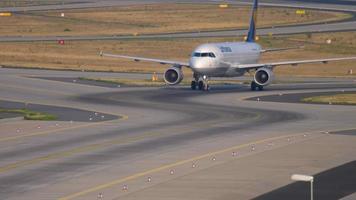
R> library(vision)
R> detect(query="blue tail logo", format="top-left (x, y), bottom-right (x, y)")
top-left (246, 0), bottom-right (258, 42)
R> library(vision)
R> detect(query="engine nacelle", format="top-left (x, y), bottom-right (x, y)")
top-left (254, 67), bottom-right (274, 86)
top-left (163, 67), bottom-right (183, 85)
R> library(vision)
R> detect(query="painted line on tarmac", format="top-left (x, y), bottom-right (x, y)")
top-left (58, 131), bottom-right (321, 200)
top-left (1, 83), bottom-right (71, 96)
top-left (0, 120), bottom-right (119, 143)
top-left (0, 121), bottom-right (218, 174)
top-left (22, 75), bottom-right (118, 90)
top-left (0, 132), bottom-right (162, 174)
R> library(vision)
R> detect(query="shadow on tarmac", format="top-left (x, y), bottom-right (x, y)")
top-left (253, 160), bottom-right (356, 200)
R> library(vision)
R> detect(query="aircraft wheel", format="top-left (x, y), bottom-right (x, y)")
top-left (198, 81), bottom-right (204, 90)
top-left (191, 81), bottom-right (197, 90)
top-left (204, 84), bottom-right (210, 91)
top-left (251, 81), bottom-right (263, 91)
top-left (251, 81), bottom-right (257, 91)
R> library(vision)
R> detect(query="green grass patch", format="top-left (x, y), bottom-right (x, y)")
top-left (0, 108), bottom-right (57, 121)
top-left (302, 93), bottom-right (356, 105)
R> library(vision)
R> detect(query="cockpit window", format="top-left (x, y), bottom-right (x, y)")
top-left (193, 52), bottom-right (201, 57)
top-left (201, 53), bottom-right (209, 57)
top-left (209, 53), bottom-right (216, 58)
top-left (193, 52), bottom-right (216, 58)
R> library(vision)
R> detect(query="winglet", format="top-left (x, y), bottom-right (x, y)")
top-left (246, 0), bottom-right (258, 42)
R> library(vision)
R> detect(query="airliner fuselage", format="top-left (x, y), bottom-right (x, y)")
top-left (190, 42), bottom-right (262, 77)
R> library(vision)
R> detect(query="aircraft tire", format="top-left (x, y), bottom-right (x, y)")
top-left (198, 81), bottom-right (204, 90)
top-left (204, 84), bottom-right (210, 91)
top-left (191, 81), bottom-right (197, 90)
top-left (251, 81), bottom-right (257, 91)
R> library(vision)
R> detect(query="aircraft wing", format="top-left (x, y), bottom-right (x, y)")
top-left (260, 46), bottom-right (303, 53)
top-left (100, 52), bottom-right (190, 67)
top-left (235, 56), bottom-right (356, 70)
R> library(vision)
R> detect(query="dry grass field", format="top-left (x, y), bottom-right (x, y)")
top-left (1, 31), bottom-right (355, 77)
top-left (303, 93), bottom-right (356, 105)
top-left (0, 3), bottom-right (355, 77)
top-left (0, 4), bottom-right (350, 37)
top-left (0, 0), bottom-right (62, 7)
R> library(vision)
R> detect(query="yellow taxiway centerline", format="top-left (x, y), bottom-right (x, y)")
top-left (0, 131), bottom-right (162, 174)
top-left (58, 131), bottom-right (321, 200)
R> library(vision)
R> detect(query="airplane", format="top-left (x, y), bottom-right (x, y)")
top-left (100, 0), bottom-right (356, 91)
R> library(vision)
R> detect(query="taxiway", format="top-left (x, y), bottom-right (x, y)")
top-left (0, 68), bottom-right (355, 199)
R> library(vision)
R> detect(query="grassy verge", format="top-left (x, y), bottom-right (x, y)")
top-left (0, 0), bottom-right (62, 7)
top-left (0, 4), bottom-right (350, 37)
top-left (0, 108), bottom-right (57, 120)
top-left (1, 31), bottom-right (356, 77)
top-left (302, 93), bottom-right (356, 105)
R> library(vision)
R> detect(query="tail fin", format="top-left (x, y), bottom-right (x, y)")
top-left (246, 0), bottom-right (258, 42)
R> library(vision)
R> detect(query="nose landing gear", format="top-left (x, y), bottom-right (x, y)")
top-left (191, 74), bottom-right (210, 91)
top-left (191, 80), bottom-right (197, 90)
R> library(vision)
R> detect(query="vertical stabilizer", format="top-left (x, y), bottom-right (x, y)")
top-left (246, 0), bottom-right (258, 42)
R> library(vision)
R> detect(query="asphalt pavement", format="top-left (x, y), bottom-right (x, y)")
top-left (0, 67), bottom-right (355, 199)
top-left (0, 1), bottom-right (355, 199)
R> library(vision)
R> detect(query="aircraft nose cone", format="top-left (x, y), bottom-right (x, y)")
top-left (190, 58), bottom-right (204, 70)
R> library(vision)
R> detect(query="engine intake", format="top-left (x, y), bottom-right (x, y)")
top-left (164, 67), bottom-right (183, 85)
top-left (254, 68), bottom-right (274, 86)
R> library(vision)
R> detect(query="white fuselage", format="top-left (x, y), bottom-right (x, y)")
top-left (189, 42), bottom-right (262, 77)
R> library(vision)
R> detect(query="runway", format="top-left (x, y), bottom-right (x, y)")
top-left (0, 67), bottom-right (355, 199)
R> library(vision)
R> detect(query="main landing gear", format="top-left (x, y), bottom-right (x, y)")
top-left (250, 81), bottom-right (264, 91)
top-left (191, 74), bottom-right (210, 91)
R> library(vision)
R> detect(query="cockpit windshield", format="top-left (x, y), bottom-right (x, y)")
top-left (193, 52), bottom-right (216, 58)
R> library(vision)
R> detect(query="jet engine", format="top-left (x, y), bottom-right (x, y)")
top-left (163, 67), bottom-right (183, 85)
top-left (254, 67), bottom-right (274, 86)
